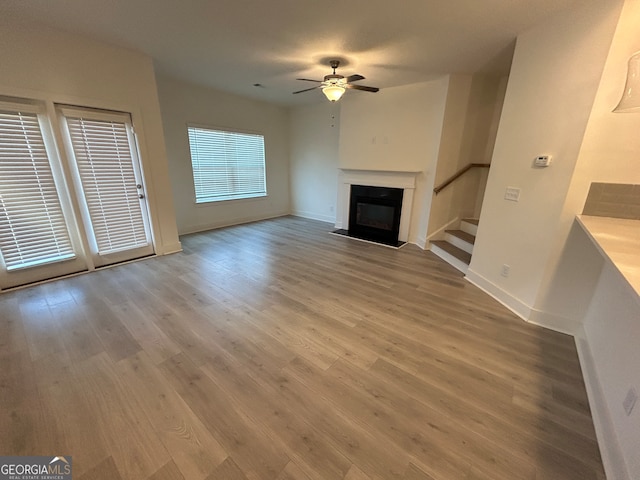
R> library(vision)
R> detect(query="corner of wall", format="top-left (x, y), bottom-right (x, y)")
top-left (464, 267), bottom-right (532, 321)
top-left (525, 308), bottom-right (580, 336)
top-left (468, 0), bottom-right (622, 337)
top-left (465, 266), bottom-right (582, 336)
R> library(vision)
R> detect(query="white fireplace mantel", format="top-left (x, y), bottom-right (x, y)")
top-left (336, 168), bottom-right (421, 243)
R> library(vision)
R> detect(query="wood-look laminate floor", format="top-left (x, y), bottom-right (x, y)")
top-left (0, 216), bottom-right (605, 480)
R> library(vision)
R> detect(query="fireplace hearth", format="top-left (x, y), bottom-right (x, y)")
top-left (338, 185), bottom-right (404, 247)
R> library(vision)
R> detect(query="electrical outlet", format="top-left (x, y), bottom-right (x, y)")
top-left (504, 187), bottom-right (521, 202)
top-left (623, 387), bottom-right (637, 416)
top-left (501, 264), bottom-right (510, 277)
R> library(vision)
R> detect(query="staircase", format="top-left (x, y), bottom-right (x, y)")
top-left (430, 218), bottom-right (478, 274)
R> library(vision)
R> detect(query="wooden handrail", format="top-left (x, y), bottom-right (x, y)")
top-left (433, 163), bottom-right (491, 195)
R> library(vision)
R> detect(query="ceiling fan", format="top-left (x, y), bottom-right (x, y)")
top-left (293, 60), bottom-right (379, 101)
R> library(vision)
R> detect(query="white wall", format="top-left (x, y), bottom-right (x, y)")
top-left (0, 20), bottom-right (181, 255)
top-left (338, 79), bottom-right (450, 245)
top-left (157, 75), bottom-right (291, 235)
top-left (289, 103), bottom-right (341, 222)
top-left (535, 0), bottom-right (640, 323)
top-left (466, 0), bottom-right (623, 329)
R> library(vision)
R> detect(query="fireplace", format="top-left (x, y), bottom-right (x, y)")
top-left (348, 185), bottom-right (404, 246)
top-left (335, 169), bottom-right (419, 248)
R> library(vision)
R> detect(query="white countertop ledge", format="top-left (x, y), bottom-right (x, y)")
top-left (576, 215), bottom-right (640, 299)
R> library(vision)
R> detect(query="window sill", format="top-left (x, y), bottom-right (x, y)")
top-left (194, 193), bottom-right (268, 207)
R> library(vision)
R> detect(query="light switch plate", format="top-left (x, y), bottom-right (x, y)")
top-left (505, 187), bottom-right (521, 202)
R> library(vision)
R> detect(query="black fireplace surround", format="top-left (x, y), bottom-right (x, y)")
top-left (348, 185), bottom-right (404, 247)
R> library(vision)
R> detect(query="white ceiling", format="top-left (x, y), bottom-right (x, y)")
top-left (3, 0), bottom-right (592, 106)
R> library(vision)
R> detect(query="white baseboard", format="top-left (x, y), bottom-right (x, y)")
top-left (527, 307), bottom-right (579, 336)
top-left (575, 327), bottom-right (630, 480)
top-left (465, 269), bottom-right (579, 336)
top-left (179, 211), bottom-right (290, 235)
top-left (416, 236), bottom-right (427, 250)
top-left (158, 241), bottom-right (183, 255)
top-left (290, 209), bottom-right (335, 224)
top-left (465, 268), bottom-right (532, 321)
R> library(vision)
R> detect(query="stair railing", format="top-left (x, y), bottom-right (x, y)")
top-left (433, 163), bottom-right (491, 195)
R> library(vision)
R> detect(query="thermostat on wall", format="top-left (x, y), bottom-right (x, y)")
top-left (533, 155), bottom-right (552, 167)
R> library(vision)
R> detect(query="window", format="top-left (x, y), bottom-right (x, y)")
top-left (187, 126), bottom-right (266, 203)
top-left (0, 103), bottom-right (76, 271)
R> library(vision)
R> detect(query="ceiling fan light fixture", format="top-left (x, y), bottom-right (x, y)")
top-left (322, 85), bottom-right (345, 102)
top-left (293, 60), bottom-right (377, 99)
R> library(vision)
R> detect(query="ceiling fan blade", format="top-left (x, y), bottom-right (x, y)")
top-left (345, 74), bottom-right (365, 83)
top-left (346, 84), bottom-right (380, 93)
top-left (296, 78), bottom-right (323, 83)
top-left (292, 86), bottom-right (321, 94)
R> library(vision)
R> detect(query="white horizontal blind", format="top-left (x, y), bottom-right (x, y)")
top-left (65, 115), bottom-right (148, 254)
top-left (187, 126), bottom-right (266, 203)
top-left (0, 108), bottom-right (75, 271)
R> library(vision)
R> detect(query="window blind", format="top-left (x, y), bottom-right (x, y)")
top-left (65, 115), bottom-right (148, 255)
top-left (0, 108), bottom-right (75, 271)
top-left (187, 126), bottom-right (266, 203)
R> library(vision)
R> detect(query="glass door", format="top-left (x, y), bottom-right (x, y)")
top-left (58, 107), bottom-right (154, 268)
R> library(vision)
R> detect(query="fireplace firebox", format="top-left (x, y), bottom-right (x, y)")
top-left (348, 185), bottom-right (404, 247)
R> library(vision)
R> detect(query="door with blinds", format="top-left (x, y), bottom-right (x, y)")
top-left (58, 107), bottom-right (154, 268)
top-left (0, 100), bottom-right (155, 290)
top-left (0, 101), bottom-right (87, 290)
